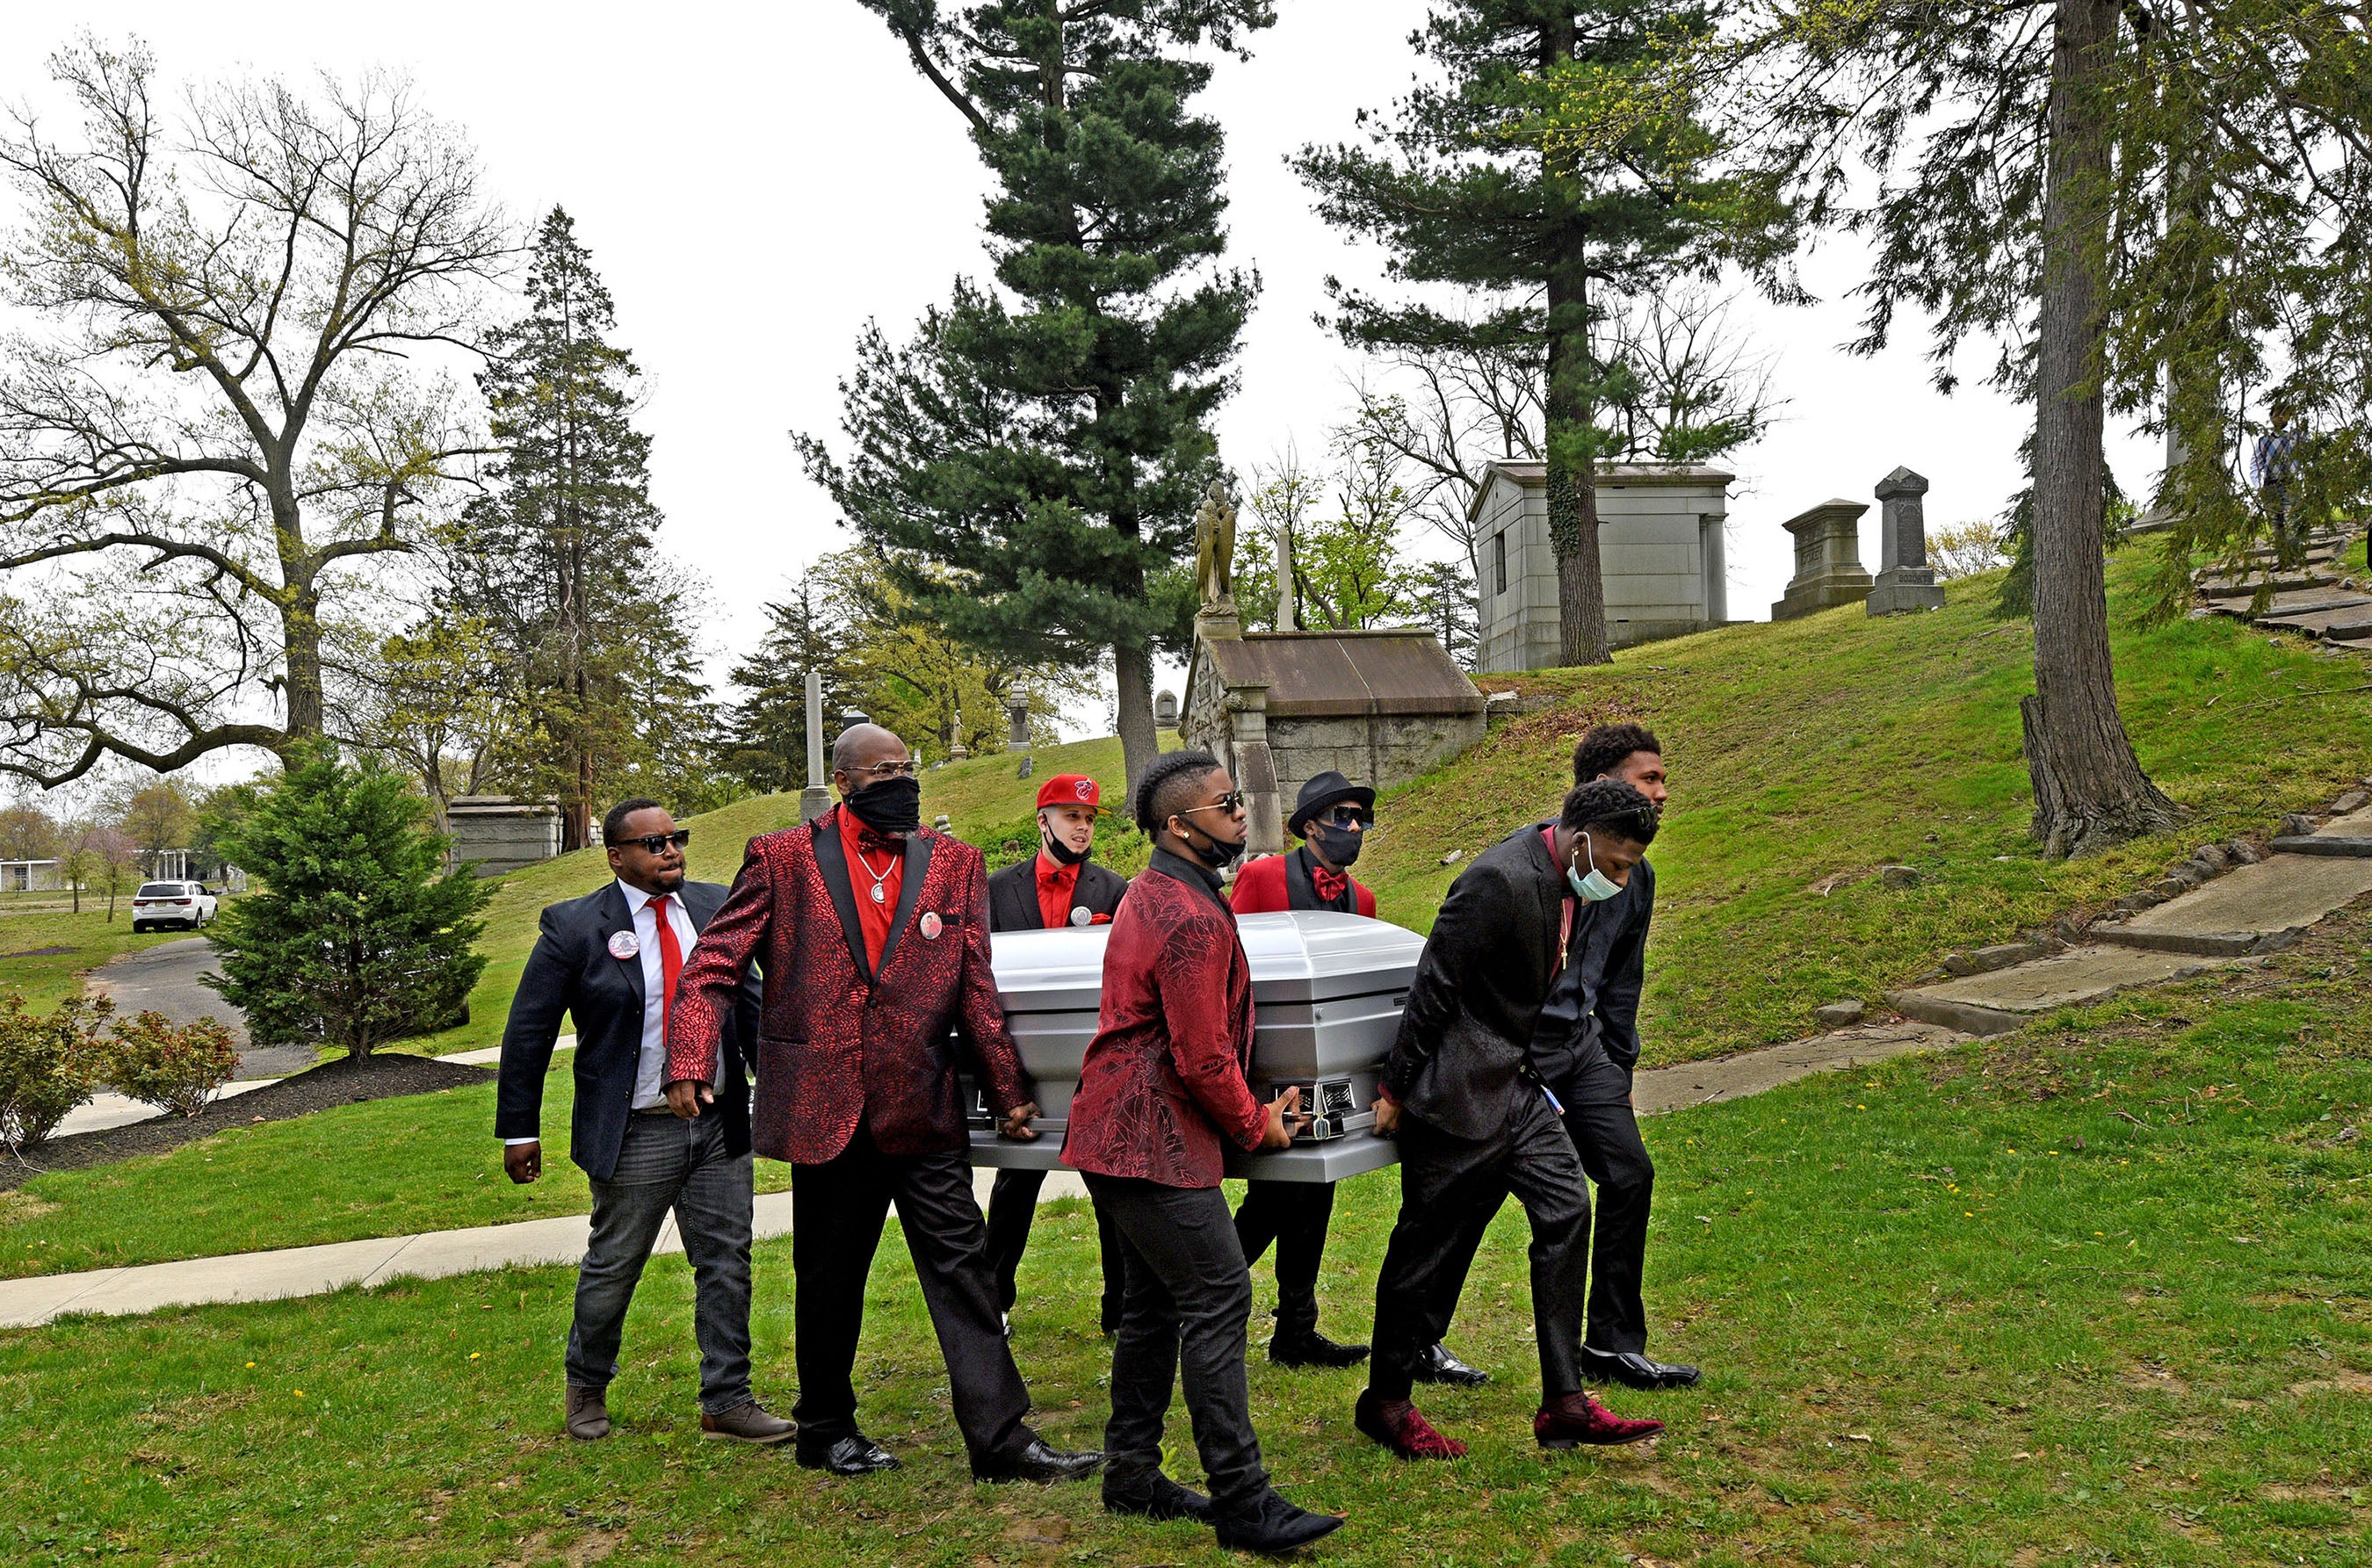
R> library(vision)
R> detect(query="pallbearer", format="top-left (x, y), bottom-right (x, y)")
top-left (1062, 749), bottom-right (1344, 1554)
top-left (983, 774), bottom-right (1130, 1333)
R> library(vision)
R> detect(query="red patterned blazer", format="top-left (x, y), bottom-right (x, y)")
top-left (665, 806), bottom-right (1030, 1165)
top-left (1062, 851), bottom-right (1266, 1189)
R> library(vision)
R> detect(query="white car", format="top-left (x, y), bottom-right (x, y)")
top-left (130, 881), bottom-right (219, 933)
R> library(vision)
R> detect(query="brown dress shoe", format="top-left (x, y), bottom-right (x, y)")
top-left (566, 1385), bottom-right (611, 1442)
top-left (699, 1402), bottom-right (796, 1446)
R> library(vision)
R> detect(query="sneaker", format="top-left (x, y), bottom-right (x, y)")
top-left (1353, 1388), bottom-right (1467, 1461)
top-left (1533, 1391), bottom-right (1663, 1449)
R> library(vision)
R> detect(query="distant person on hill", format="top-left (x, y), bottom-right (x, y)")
top-left (495, 798), bottom-right (788, 1446)
top-left (1356, 780), bottom-right (1667, 1462)
top-left (661, 724), bottom-right (1101, 1485)
top-left (2253, 404), bottom-right (2302, 553)
top-left (1061, 749), bottom-right (1344, 1551)
top-left (1227, 771), bottom-right (1485, 1386)
top-left (982, 773), bottom-right (1131, 1336)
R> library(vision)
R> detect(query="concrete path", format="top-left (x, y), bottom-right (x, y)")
top-left (1632, 1021), bottom-right (1965, 1111)
top-left (1892, 945), bottom-right (2236, 1037)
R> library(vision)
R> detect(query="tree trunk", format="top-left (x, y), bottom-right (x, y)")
top-left (1113, 640), bottom-right (1159, 801)
top-left (281, 576), bottom-right (325, 741)
top-left (2025, 0), bottom-right (2177, 856)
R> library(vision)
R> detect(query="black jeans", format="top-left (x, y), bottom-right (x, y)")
top-left (1367, 1087), bottom-right (1590, 1404)
top-left (1087, 1175), bottom-right (1271, 1509)
top-left (982, 1167), bottom-right (1126, 1326)
top-left (566, 1110), bottom-right (755, 1414)
top-left (1232, 1179), bottom-right (1335, 1337)
top-left (790, 1125), bottom-right (1034, 1463)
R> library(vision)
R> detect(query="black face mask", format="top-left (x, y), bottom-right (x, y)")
top-left (1305, 822), bottom-right (1364, 868)
top-left (1042, 827), bottom-right (1093, 867)
top-left (1175, 818), bottom-right (1244, 871)
top-left (845, 774), bottom-right (922, 836)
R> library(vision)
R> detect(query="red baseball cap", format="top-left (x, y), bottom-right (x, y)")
top-left (1036, 774), bottom-right (1107, 813)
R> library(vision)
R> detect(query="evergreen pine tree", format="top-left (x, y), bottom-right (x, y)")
top-left (457, 206), bottom-right (705, 846)
top-left (203, 742), bottom-right (491, 1061)
top-left (719, 579), bottom-right (853, 796)
top-left (1295, 1), bottom-right (1781, 667)
top-left (801, 3), bottom-right (1274, 792)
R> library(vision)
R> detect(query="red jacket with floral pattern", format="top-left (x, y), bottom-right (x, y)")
top-left (1061, 852), bottom-right (1265, 1188)
top-left (665, 806), bottom-right (1030, 1165)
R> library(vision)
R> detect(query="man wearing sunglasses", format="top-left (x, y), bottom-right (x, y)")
top-left (1221, 772), bottom-right (1379, 1372)
top-left (496, 799), bottom-right (785, 1445)
top-left (662, 724), bottom-right (1101, 1485)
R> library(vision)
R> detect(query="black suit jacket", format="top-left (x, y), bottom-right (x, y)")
top-left (1384, 824), bottom-right (1568, 1140)
top-left (986, 855), bottom-right (1130, 933)
top-left (496, 879), bottom-right (760, 1181)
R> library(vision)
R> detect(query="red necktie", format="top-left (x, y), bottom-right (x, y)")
top-left (648, 893), bottom-right (683, 1027)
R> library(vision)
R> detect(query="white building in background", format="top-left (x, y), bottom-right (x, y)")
top-left (0, 859), bottom-right (63, 892)
top-left (1470, 461), bottom-right (1735, 670)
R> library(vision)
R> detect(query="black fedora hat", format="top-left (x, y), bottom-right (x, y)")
top-left (1288, 770), bottom-right (1377, 838)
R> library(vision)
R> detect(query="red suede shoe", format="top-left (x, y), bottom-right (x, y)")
top-left (1534, 1391), bottom-right (1664, 1449)
top-left (1355, 1390), bottom-right (1468, 1460)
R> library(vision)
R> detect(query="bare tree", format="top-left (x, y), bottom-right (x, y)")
top-left (1346, 342), bottom-right (1544, 593)
top-left (0, 38), bottom-right (506, 788)
top-left (1598, 289), bottom-right (1781, 465)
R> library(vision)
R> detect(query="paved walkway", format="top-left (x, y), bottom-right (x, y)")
top-left (83, 938), bottom-right (322, 1076)
top-left (0, 1020), bottom-right (1968, 1331)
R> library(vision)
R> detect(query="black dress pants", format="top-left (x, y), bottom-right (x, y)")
top-left (1368, 1087), bottom-right (1590, 1403)
top-left (1559, 1040), bottom-right (1656, 1355)
top-left (1432, 1040), bottom-right (1660, 1356)
top-left (982, 1167), bottom-right (1126, 1327)
top-left (1086, 1174), bottom-right (1272, 1510)
top-left (1231, 1179), bottom-right (1335, 1336)
top-left (790, 1124), bottom-right (1033, 1463)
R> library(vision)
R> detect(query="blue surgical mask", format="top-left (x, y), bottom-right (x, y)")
top-left (1566, 832), bottom-right (1622, 902)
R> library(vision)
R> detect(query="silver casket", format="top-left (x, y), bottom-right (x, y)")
top-left (964, 911), bottom-right (1426, 1184)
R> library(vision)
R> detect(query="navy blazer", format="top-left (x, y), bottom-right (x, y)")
top-left (495, 878), bottom-right (760, 1181)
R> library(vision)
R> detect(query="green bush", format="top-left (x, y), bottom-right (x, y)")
top-left (203, 741), bottom-right (492, 1060)
top-left (106, 1010), bottom-right (242, 1118)
top-left (0, 994), bottom-right (112, 1153)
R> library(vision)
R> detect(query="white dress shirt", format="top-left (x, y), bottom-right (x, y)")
top-left (502, 878), bottom-right (703, 1145)
top-left (618, 878), bottom-right (701, 1111)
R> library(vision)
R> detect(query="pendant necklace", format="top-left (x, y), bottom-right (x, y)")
top-left (856, 845), bottom-right (896, 904)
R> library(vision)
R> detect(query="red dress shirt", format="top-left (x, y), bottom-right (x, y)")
top-left (1035, 851), bottom-right (1082, 931)
top-left (1227, 850), bottom-right (1378, 919)
top-left (837, 804), bottom-right (904, 972)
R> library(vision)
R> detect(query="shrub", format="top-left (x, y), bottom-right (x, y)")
top-left (203, 741), bottom-right (492, 1060)
top-left (107, 1010), bottom-right (242, 1118)
top-left (0, 994), bottom-right (113, 1154)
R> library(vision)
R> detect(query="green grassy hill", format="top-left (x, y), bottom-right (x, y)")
top-left (430, 542), bottom-right (2371, 1070)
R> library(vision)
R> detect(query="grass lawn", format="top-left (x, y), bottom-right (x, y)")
top-left (0, 1063), bottom-right (794, 1280)
top-left (1360, 546), bottom-right (2372, 1064)
top-left (0, 898), bottom-right (196, 1014)
top-left (5, 909), bottom-right (2369, 1565)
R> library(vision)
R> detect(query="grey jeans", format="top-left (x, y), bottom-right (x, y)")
top-left (565, 1110), bottom-right (756, 1414)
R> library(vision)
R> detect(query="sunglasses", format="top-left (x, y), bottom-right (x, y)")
top-left (1179, 792), bottom-right (1248, 818)
top-left (1316, 806), bottom-right (1373, 830)
top-left (846, 759), bottom-right (919, 781)
top-left (618, 830), bottom-right (691, 855)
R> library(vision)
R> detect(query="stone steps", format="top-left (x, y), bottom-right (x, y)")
top-left (1889, 946), bottom-right (2240, 1037)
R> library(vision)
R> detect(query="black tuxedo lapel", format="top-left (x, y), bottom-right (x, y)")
top-left (877, 830), bottom-right (937, 973)
top-left (684, 879), bottom-right (725, 933)
top-left (811, 813), bottom-right (874, 982)
top-left (595, 880), bottom-right (646, 1014)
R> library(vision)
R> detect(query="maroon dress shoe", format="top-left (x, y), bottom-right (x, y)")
top-left (1533, 1391), bottom-right (1662, 1449)
top-left (1354, 1389), bottom-right (1468, 1460)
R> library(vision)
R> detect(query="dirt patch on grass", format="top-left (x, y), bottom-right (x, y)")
top-left (0, 1190), bottom-right (58, 1225)
top-left (0, 1054), bottom-right (492, 1191)
top-left (0, 945), bottom-right (76, 958)
top-left (2288, 1369), bottom-right (2372, 1398)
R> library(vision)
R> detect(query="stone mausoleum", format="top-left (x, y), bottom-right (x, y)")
top-left (446, 796), bottom-right (563, 876)
top-left (1471, 460), bottom-right (1734, 669)
top-left (1181, 629), bottom-right (1485, 858)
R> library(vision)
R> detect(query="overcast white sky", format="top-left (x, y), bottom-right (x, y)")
top-left (7, 2), bottom-right (2160, 750)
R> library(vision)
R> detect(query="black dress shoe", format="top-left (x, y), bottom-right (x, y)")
top-left (1211, 1489), bottom-right (1345, 1554)
top-left (973, 1434), bottom-right (1104, 1484)
top-left (1580, 1346), bottom-right (1702, 1390)
top-left (1410, 1340), bottom-right (1488, 1387)
top-left (1268, 1327), bottom-right (1370, 1369)
top-left (1103, 1468), bottom-right (1214, 1521)
top-left (795, 1433), bottom-right (900, 1475)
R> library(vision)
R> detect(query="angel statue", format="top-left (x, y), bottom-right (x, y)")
top-left (1192, 480), bottom-right (1237, 617)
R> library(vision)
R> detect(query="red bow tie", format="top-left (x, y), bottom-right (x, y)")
top-left (1310, 863), bottom-right (1349, 904)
